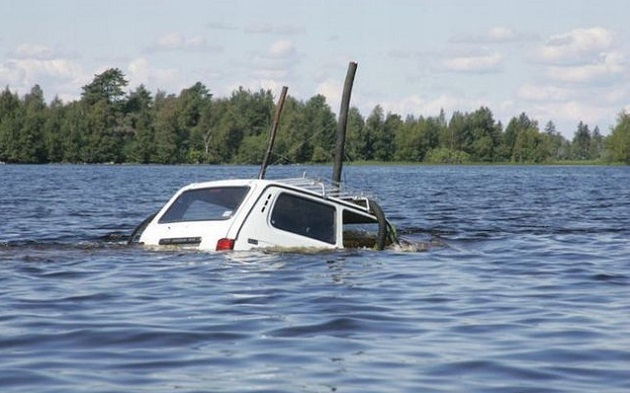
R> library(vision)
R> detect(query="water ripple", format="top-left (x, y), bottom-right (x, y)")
top-left (1, 165), bottom-right (629, 392)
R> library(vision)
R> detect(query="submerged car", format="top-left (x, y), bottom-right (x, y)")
top-left (130, 63), bottom-right (399, 252)
top-left (131, 175), bottom-right (397, 252)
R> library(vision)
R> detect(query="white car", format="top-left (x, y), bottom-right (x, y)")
top-left (132, 176), bottom-right (397, 252)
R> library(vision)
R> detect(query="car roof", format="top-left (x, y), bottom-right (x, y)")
top-left (179, 177), bottom-right (375, 215)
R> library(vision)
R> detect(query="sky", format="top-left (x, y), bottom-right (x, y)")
top-left (2, 0), bottom-right (629, 138)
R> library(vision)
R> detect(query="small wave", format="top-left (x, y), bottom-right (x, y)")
top-left (396, 224), bottom-right (630, 243)
top-left (99, 231), bottom-right (132, 243)
top-left (265, 317), bottom-right (364, 338)
top-left (591, 273), bottom-right (628, 285)
top-left (0, 238), bottom-right (130, 253)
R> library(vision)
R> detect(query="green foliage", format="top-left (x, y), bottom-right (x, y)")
top-left (0, 87), bottom-right (23, 163)
top-left (81, 68), bottom-right (128, 106)
top-left (425, 147), bottom-right (470, 164)
top-left (302, 94), bottom-right (337, 162)
top-left (590, 126), bottom-right (604, 160)
top-left (344, 107), bottom-right (366, 161)
top-left (394, 115), bottom-right (424, 161)
top-left (571, 121), bottom-right (591, 160)
top-left (123, 85), bottom-right (155, 163)
top-left (0, 70), bottom-right (627, 165)
top-left (606, 111), bottom-right (630, 163)
top-left (152, 93), bottom-right (180, 164)
top-left (236, 133), bottom-right (267, 164)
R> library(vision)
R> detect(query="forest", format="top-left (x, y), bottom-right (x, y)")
top-left (1, 68), bottom-right (630, 165)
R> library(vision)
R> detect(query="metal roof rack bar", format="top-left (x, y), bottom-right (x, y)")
top-left (273, 175), bottom-right (374, 213)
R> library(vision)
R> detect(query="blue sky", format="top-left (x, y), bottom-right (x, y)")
top-left (2, 0), bottom-right (628, 138)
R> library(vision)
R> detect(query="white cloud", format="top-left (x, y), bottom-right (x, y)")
top-left (218, 42), bottom-right (303, 100)
top-left (0, 49), bottom-right (87, 103)
top-left (443, 52), bottom-right (503, 73)
top-left (515, 82), bottom-right (626, 135)
top-left (244, 22), bottom-right (304, 35)
top-left (12, 43), bottom-right (55, 60)
top-left (521, 27), bottom-right (627, 134)
top-left (530, 100), bottom-right (614, 132)
top-left (251, 66), bottom-right (290, 80)
top-left (0, 62), bottom-right (22, 86)
top-left (0, 42), bottom-right (84, 96)
top-left (602, 85), bottom-right (630, 104)
top-left (517, 76), bottom-right (628, 136)
top-left (487, 27), bottom-right (516, 42)
top-left (127, 58), bottom-right (179, 89)
top-left (450, 26), bottom-right (537, 44)
top-left (1, 58), bottom-right (82, 87)
top-left (536, 27), bottom-right (615, 65)
top-left (546, 52), bottom-right (624, 84)
top-left (151, 32), bottom-right (222, 52)
top-left (243, 40), bottom-right (301, 84)
top-left (157, 33), bottom-right (198, 49)
top-left (518, 84), bottom-right (572, 102)
top-left (315, 78), bottom-right (342, 111)
top-left (269, 40), bottom-right (296, 58)
top-left (377, 94), bottom-right (472, 119)
top-left (207, 21), bottom-right (237, 31)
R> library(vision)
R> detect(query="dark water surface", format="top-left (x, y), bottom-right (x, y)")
top-left (1, 164), bottom-right (629, 392)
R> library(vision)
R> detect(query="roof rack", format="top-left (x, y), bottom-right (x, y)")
top-left (275, 173), bottom-right (374, 212)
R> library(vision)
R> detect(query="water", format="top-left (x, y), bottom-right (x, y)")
top-left (1, 164), bottom-right (629, 393)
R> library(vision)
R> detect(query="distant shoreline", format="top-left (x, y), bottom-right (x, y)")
top-left (0, 160), bottom-right (624, 167)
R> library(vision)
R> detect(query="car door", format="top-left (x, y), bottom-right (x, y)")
top-left (234, 187), bottom-right (339, 250)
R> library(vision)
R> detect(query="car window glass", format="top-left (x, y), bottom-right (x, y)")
top-left (159, 186), bottom-right (249, 223)
top-left (342, 209), bottom-right (379, 248)
top-left (270, 193), bottom-right (336, 244)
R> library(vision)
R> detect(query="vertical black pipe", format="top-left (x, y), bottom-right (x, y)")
top-left (332, 61), bottom-right (358, 187)
top-left (258, 86), bottom-right (288, 180)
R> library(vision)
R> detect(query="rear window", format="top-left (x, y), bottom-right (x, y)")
top-left (158, 186), bottom-right (249, 223)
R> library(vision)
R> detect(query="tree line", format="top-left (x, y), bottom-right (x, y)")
top-left (1, 68), bottom-right (629, 165)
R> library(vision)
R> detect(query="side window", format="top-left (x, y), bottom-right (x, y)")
top-left (270, 193), bottom-right (336, 244)
top-left (342, 209), bottom-right (379, 248)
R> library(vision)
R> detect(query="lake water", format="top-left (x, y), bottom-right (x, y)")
top-left (1, 164), bottom-right (629, 393)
